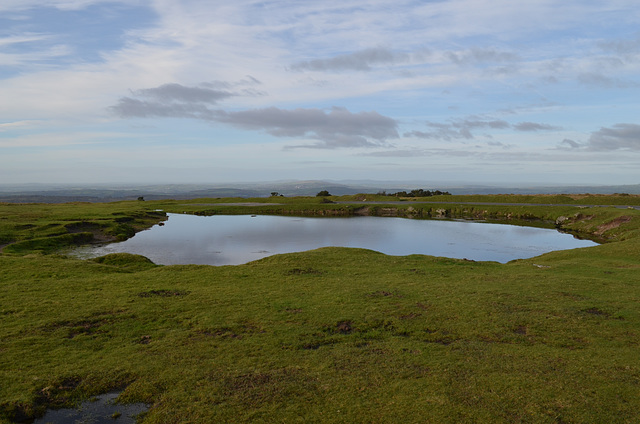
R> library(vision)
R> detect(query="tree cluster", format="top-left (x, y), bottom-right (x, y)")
top-left (379, 189), bottom-right (451, 197)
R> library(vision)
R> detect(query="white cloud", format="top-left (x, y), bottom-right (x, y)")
top-left (0, 0), bottom-right (142, 12)
top-left (0, 120), bottom-right (41, 131)
top-left (0, 131), bottom-right (125, 148)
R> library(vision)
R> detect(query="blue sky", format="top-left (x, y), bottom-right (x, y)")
top-left (1, 0), bottom-right (639, 186)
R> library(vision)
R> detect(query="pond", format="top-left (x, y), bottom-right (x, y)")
top-left (72, 214), bottom-right (597, 265)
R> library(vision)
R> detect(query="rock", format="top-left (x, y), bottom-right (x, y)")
top-left (435, 208), bottom-right (447, 218)
top-left (555, 216), bottom-right (569, 225)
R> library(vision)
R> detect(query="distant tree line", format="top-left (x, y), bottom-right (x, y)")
top-left (378, 189), bottom-right (451, 197)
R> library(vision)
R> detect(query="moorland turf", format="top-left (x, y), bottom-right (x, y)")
top-left (1, 195), bottom-right (639, 423)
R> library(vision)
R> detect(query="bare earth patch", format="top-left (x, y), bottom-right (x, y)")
top-left (595, 216), bottom-right (632, 236)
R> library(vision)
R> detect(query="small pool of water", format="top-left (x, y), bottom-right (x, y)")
top-left (72, 214), bottom-right (597, 265)
top-left (32, 392), bottom-right (148, 424)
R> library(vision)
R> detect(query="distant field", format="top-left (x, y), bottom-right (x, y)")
top-left (1, 195), bottom-right (639, 423)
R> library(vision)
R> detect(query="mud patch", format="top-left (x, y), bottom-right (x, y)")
top-left (64, 221), bottom-right (114, 243)
top-left (334, 320), bottom-right (353, 334)
top-left (284, 307), bottom-right (303, 314)
top-left (137, 335), bottom-right (152, 344)
top-left (595, 215), bottom-right (632, 236)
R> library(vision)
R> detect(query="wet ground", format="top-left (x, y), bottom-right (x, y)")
top-left (32, 392), bottom-right (148, 424)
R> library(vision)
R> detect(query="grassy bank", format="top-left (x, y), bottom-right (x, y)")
top-left (1, 195), bottom-right (640, 423)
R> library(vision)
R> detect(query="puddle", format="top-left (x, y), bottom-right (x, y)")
top-left (32, 392), bottom-right (148, 424)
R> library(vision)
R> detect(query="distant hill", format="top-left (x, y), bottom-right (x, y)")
top-left (446, 184), bottom-right (640, 195)
top-left (0, 181), bottom-right (638, 203)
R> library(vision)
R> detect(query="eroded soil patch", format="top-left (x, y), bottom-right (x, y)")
top-left (64, 222), bottom-right (114, 243)
top-left (595, 216), bottom-right (632, 236)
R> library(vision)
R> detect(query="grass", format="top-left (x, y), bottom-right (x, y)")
top-left (1, 195), bottom-right (640, 423)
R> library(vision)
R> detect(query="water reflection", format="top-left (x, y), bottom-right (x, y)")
top-left (73, 214), bottom-right (597, 265)
top-left (32, 392), bottom-right (147, 424)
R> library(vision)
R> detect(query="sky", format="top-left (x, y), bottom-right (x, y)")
top-left (1, 0), bottom-right (639, 186)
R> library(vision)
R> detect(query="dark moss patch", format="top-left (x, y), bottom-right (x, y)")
top-left (299, 338), bottom-right (338, 350)
top-left (581, 307), bottom-right (612, 317)
top-left (114, 216), bottom-right (135, 223)
top-left (41, 312), bottom-right (127, 339)
top-left (221, 368), bottom-right (318, 407)
top-left (6, 376), bottom-right (83, 421)
top-left (197, 322), bottom-right (264, 340)
top-left (198, 327), bottom-right (243, 340)
top-left (323, 320), bottom-right (354, 335)
top-left (285, 267), bottom-right (324, 275)
top-left (367, 290), bottom-right (403, 298)
top-left (4, 233), bottom-right (94, 255)
top-left (399, 312), bottom-right (421, 320)
top-left (422, 328), bottom-right (459, 345)
top-left (137, 289), bottom-right (190, 298)
top-left (64, 221), bottom-right (103, 233)
top-left (558, 291), bottom-right (589, 301)
top-left (284, 307), bottom-right (303, 314)
top-left (416, 302), bottom-right (429, 310)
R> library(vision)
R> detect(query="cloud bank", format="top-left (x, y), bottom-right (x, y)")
top-left (405, 118), bottom-right (561, 141)
top-left (561, 124), bottom-right (640, 151)
top-left (288, 47), bottom-right (411, 72)
top-left (111, 83), bottom-right (398, 149)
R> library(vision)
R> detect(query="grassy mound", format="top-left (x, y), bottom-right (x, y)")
top-left (91, 253), bottom-right (158, 272)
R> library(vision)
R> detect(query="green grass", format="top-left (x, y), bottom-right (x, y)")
top-left (0, 201), bottom-right (165, 254)
top-left (1, 196), bottom-right (640, 423)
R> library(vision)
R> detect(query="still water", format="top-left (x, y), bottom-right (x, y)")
top-left (73, 214), bottom-right (597, 265)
